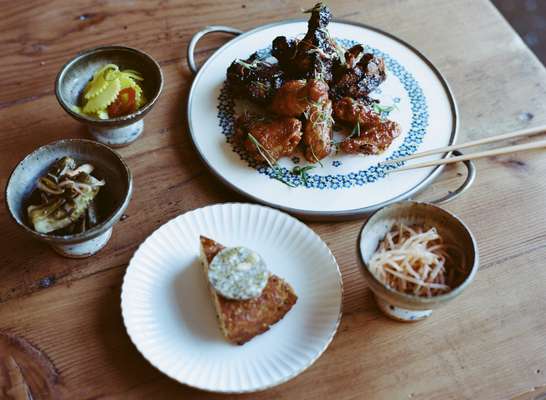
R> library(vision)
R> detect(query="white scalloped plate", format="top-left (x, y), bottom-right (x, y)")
top-left (121, 203), bottom-right (342, 393)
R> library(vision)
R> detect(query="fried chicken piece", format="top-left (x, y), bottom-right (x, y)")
top-left (271, 79), bottom-right (329, 117)
top-left (271, 36), bottom-right (298, 71)
top-left (272, 3), bottom-right (339, 81)
top-left (331, 45), bottom-right (386, 101)
top-left (270, 80), bottom-right (307, 117)
top-left (304, 99), bottom-right (333, 162)
top-left (234, 113), bottom-right (303, 163)
top-left (334, 97), bottom-right (401, 154)
top-left (333, 96), bottom-right (383, 126)
top-left (226, 52), bottom-right (285, 103)
top-left (270, 78), bottom-right (332, 162)
top-left (339, 121), bottom-right (401, 154)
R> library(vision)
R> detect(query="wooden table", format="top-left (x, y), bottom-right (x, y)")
top-left (1, 1), bottom-right (546, 399)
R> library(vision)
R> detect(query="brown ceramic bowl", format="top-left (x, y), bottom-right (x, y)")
top-left (358, 201), bottom-right (479, 321)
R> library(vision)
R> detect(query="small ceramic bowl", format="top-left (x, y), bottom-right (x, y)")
top-left (5, 139), bottom-right (133, 258)
top-left (55, 46), bottom-right (163, 147)
top-left (359, 201), bottom-right (479, 322)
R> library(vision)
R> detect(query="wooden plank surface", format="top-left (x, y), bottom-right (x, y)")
top-left (1, 0), bottom-right (546, 399)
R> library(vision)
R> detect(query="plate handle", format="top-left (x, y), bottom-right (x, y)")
top-left (423, 150), bottom-right (476, 204)
top-left (187, 25), bottom-right (243, 74)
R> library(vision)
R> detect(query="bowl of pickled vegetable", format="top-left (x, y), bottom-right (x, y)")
top-left (5, 139), bottom-right (133, 258)
top-left (56, 46), bottom-right (163, 147)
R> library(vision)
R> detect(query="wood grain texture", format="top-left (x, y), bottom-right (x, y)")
top-left (1, 0), bottom-right (545, 399)
top-left (0, 333), bottom-right (61, 399)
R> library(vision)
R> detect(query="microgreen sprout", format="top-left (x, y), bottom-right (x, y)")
top-left (333, 121), bottom-right (361, 150)
top-left (372, 103), bottom-right (397, 116)
top-left (247, 133), bottom-right (297, 187)
top-left (292, 165), bottom-right (316, 185)
top-left (309, 145), bottom-right (324, 167)
top-left (235, 58), bottom-right (268, 70)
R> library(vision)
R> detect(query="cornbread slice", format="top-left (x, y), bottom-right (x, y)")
top-left (199, 235), bottom-right (298, 345)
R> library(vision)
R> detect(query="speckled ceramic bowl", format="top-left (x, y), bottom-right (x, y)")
top-left (5, 139), bottom-right (133, 258)
top-left (359, 201), bottom-right (479, 321)
top-left (55, 46), bottom-right (163, 147)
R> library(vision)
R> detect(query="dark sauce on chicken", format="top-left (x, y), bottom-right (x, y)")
top-left (226, 2), bottom-right (401, 168)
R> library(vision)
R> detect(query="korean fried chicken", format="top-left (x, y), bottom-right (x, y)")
top-left (271, 79), bottom-right (329, 117)
top-left (227, 52), bottom-right (285, 103)
top-left (225, 2), bottom-right (401, 170)
top-left (334, 97), bottom-right (401, 154)
top-left (339, 120), bottom-right (401, 154)
top-left (304, 99), bottom-right (334, 162)
top-left (271, 79), bottom-right (333, 162)
top-left (330, 45), bottom-right (386, 101)
top-left (272, 3), bottom-right (339, 81)
top-left (234, 113), bottom-right (303, 163)
top-left (333, 96), bottom-right (383, 126)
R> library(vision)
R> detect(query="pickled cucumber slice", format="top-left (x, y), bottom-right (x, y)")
top-left (83, 64), bottom-right (119, 99)
top-left (83, 78), bottom-right (121, 113)
top-left (121, 69), bottom-right (144, 81)
top-left (78, 64), bottom-right (146, 118)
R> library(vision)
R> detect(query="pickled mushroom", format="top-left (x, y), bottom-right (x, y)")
top-left (27, 157), bottom-right (105, 234)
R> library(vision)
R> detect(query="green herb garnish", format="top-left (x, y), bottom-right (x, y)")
top-left (304, 101), bottom-right (334, 129)
top-left (247, 133), bottom-right (276, 166)
top-left (309, 145), bottom-right (324, 167)
top-left (247, 133), bottom-right (297, 188)
top-left (235, 59), bottom-right (264, 70)
top-left (270, 173), bottom-right (297, 187)
top-left (292, 165), bottom-right (316, 185)
top-left (333, 122), bottom-right (360, 151)
top-left (347, 121), bottom-right (361, 140)
top-left (372, 103), bottom-right (396, 115)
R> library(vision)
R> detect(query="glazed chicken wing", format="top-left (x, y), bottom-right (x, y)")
top-left (334, 97), bottom-right (401, 154)
top-left (331, 45), bottom-right (386, 101)
top-left (234, 113), bottom-right (303, 163)
top-left (339, 121), bottom-right (401, 154)
top-left (270, 80), bottom-right (307, 117)
top-left (334, 96), bottom-right (382, 126)
top-left (304, 99), bottom-right (334, 162)
top-left (271, 79), bottom-right (329, 117)
top-left (227, 52), bottom-right (285, 103)
top-left (272, 3), bottom-right (339, 81)
top-left (224, 3), bottom-right (400, 166)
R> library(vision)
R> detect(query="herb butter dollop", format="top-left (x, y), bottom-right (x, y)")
top-left (208, 246), bottom-right (269, 300)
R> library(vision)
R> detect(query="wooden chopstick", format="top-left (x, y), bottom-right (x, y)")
top-left (386, 138), bottom-right (546, 173)
top-left (380, 125), bottom-right (546, 166)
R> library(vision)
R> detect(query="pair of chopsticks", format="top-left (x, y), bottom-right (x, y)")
top-left (383, 125), bottom-right (546, 173)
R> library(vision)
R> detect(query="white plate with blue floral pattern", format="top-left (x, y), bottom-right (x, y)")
top-left (187, 20), bottom-right (458, 219)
